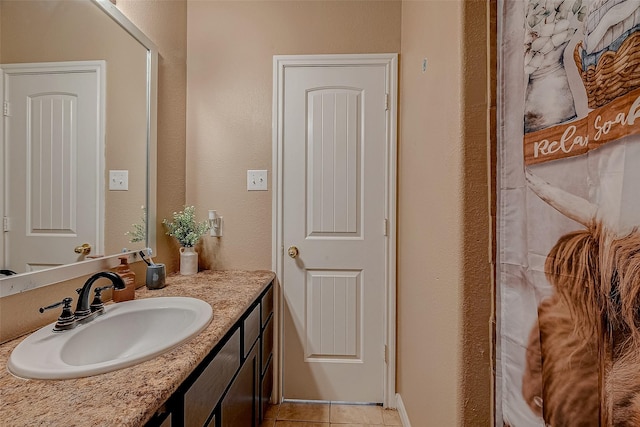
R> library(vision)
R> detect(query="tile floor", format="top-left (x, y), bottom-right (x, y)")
top-left (259, 401), bottom-right (402, 427)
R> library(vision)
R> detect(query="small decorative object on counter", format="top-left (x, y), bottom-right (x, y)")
top-left (140, 250), bottom-right (166, 289)
top-left (163, 206), bottom-right (209, 275)
top-left (146, 263), bottom-right (166, 289)
top-left (113, 256), bottom-right (136, 302)
top-left (179, 247), bottom-right (197, 275)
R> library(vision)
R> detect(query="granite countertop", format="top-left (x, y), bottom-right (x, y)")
top-left (0, 270), bottom-right (275, 427)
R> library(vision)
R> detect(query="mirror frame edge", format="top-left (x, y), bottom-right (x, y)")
top-left (90, 0), bottom-right (158, 256)
top-left (0, 0), bottom-right (158, 296)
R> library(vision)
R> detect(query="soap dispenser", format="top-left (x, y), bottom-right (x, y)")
top-left (113, 256), bottom-right (136, 302)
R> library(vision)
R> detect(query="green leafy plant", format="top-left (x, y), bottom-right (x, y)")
top-left (125, 206), bottom-right (146, 243)
top-left (162, 206), bottom-right (209, 247)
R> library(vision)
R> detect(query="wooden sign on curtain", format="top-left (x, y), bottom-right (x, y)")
top-left (522, 0), bottom-right (640, 165)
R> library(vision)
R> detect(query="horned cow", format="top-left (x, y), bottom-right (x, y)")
top-left (522, 171), bottom-right (640, 426)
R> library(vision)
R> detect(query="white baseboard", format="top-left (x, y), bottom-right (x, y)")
top-left (395, 393), bottom-right (411, 427)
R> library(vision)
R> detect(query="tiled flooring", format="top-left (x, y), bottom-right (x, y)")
top-left (260, 401), bottom-right (402, 427)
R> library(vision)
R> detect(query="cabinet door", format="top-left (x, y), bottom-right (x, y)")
top-left (261, 286), bottom-right (273, 326)
top-left (260, 356), bottom-right (273, 421)
top-left (260, 314), bottom-right (274, 421)
top-left (221, 342), bottom-right (259, 427)
top-left (262, 315), bottom-right (274, 375)
top-left (184, 330), bottom-right (241, 427)
top-left (244, 304), bottom-right (261, 358)
top-left (160, 414), bottom-right (172, 427)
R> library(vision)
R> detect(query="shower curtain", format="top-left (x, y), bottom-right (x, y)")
top-left (497, 0), bottom-right (640, 425)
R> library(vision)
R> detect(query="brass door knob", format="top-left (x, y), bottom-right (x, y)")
top-left (287, 246), bottom-right (299, 259)
top-left (74, 243), bottom-right (92, 255)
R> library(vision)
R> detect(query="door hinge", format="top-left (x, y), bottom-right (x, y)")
top-left (384, 93), bottom-right (389, 111)
top-left (383, 218), bottom-right (388, 236)
top-left (3, 101), bottom-right (9, 117)
top-left (384, 345), bottom-right (389, 363)
top-left (3, 217), bottom-right (9, 232)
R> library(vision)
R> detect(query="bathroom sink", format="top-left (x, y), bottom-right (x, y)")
top-left (8, 297), bottom-right (213, 380)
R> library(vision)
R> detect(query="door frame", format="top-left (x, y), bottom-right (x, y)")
top-left (0, 67), bottom-right (4, 270)
top-left (272, 53), bottom-right (398, 408)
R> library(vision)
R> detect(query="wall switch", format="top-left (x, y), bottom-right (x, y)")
top-left (109, 170), bottom-right (129, 191)
top-left (247, 170), bottom-right (268, 191)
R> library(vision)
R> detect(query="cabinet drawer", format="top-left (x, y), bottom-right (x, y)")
top-left (244, 304), bottom-right (260, 357)
top-left (262, 314), bottom-right (273, 375)
top-left (261, 286), bottom-right (273, 326)
top-left (183, 329), bottom-right (240, 427)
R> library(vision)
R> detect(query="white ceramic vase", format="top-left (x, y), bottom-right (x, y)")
top-left (179, 247), bottom-right (198, 275)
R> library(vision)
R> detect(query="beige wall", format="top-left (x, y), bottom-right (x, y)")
top-left (116, 0), bottom-right (188, 273)
top-left (186, 0), bottom-right (401, 271)
top-left (397, 0), bottom-right (491, 425)
top-left (188, 2), bottom-right (491, 423)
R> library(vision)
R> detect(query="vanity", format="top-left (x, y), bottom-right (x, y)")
top-left (0, 270), bottom-right (275, 426)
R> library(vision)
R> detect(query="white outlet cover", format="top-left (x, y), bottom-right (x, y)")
top-left (247, 170), bottom-right (268, 191)
top-left (109, 170), bottom-right (129, 191)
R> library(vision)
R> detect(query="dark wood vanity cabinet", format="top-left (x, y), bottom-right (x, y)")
top-left (147, 281), bottom-right (274, 427)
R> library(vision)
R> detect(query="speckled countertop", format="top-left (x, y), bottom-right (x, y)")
top-left (0, 270), bottom-right (275, 427)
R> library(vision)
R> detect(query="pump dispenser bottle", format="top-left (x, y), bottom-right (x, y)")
top-left (113, 256), bottom-right (136, 302)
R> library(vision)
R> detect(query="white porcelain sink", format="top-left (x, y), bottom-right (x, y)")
top-left (8, 297), bottom-right (213, 380)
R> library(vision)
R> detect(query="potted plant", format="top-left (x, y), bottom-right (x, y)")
top-left (163, 206), bottom-right (209, 275)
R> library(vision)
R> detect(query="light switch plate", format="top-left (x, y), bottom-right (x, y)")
top-left (247, 170), bottom-right (268, 191)
top-left (109, 170), bottom-right (129, 191)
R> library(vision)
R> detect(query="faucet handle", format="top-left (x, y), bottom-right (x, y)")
top-left (90, 285), bottom-right (113, 314)
top-left (39, 297), bottom-right (73, 313)
top-left (40, 297), bottom-right (76, 332)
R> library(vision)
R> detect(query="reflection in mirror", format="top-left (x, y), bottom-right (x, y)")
top-left (0, 0), bottom-right (157, 292)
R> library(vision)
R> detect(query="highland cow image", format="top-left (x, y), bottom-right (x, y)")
top-left (521, 170), bottom-right (640, 426)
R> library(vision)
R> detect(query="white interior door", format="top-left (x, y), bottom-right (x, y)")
top-left (277, 55), bottom-right (396, 403)
top-left (3, 62), bottom-right (104, 273)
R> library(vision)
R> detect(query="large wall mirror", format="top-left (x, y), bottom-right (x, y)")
top-left (0, 0), bottom-right (157, 296)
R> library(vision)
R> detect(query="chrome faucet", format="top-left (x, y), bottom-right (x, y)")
top-left (75, 271), bottom-right (125, 320)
